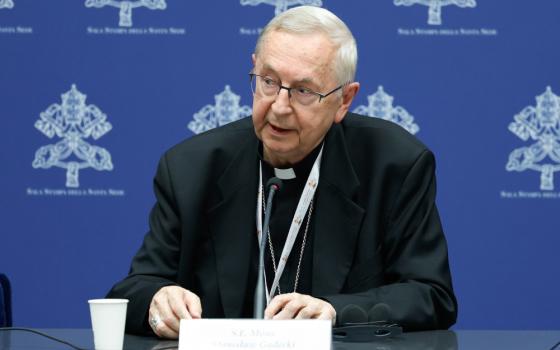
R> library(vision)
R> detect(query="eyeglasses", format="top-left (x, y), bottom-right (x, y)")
top-left (249, 73), bottom-right (343, 106)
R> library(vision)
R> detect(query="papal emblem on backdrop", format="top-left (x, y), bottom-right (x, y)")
top-left (240, 0), bottom-right (322, 15)
top-left (353, 86), bottom-right (420, 135)
top-left (394, 0), bottom-right (476, 25)
top-left (188, 85), bottom-right (251, 135)
top-left (0, 0), bottom-right (14, 9)
top-left (506, 87), bottom-right (560, 191)
top-left (84, 0), bottom-right (166, 27)
top-left (32, 85), bottom-right (114, 188)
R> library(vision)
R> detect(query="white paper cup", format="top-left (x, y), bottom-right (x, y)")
top-left (88, 299), bottom-right (129, 350)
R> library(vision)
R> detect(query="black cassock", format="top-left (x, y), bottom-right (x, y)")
top-left (107, 113), bottom-right (458, 334)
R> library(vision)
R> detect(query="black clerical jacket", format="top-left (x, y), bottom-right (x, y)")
top-left (107, 113), bottom-right (458, 334)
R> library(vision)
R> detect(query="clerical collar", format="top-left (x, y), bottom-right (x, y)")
top-left (257, 141), bottom-right (323, 180)
top-left (274, 168), bottom-right (296, 180)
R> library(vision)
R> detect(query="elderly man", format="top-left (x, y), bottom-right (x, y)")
top-left (108, 6), bottom-right (457, 339)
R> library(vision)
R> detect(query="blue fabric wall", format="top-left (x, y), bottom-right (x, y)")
top-left (1, 0), bottom-right (559, 329)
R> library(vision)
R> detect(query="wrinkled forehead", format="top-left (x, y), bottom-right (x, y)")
top-left (255, 30), bottom-right (338, 86)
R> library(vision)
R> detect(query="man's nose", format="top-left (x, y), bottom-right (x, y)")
top-left (271, 88), bottom-right (293, 115)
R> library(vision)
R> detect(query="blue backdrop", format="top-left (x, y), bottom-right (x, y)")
top-left (1, 0), bottom-right (559, 329)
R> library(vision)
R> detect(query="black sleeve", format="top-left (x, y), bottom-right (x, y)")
top-left (106, 153), bottom-right (182, 335)
top-left (323, 150), bottom-right (458, 330)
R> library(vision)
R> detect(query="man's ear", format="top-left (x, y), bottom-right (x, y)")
top-left (252, 53), bottom-right (256, 66)
top-left (334, 82), bottom-right (360, 123)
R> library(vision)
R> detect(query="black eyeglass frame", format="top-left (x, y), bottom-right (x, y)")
top-left (249, 73), bottom-right (344, 104)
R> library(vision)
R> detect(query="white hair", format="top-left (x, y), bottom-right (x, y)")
top-left (255, 6), bottom-right (358, 85)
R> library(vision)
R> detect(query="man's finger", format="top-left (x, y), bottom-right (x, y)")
top-left (151, 316), bottom-right (179, 339)
top-left (265, 293), bottom-right (336, 323)
top-left (184, 290), bottom-right (202, 319)
top-left (150, 286), bottom-right (205, 338)
top-left (168, 290), bottom-right (190, 320)
top-left (264, 293), bottom-right (293, 319)
top-left (153, 292), bottom-right (181, 333)
top-left (294, 302), bottom-right (320, 319)
top-left (317, 310), bottom-right (334, 320)
top-left (271, 295), bottom-right (307, 320)
top-left (273, 301), bottom-right (305, 320)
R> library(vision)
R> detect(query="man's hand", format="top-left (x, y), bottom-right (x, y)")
top-left (264, 293), bottom-right (336, 325)
top-left (148, 286), bottom-right (202, 339)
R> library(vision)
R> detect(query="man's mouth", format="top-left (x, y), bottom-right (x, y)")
top-left (269, 124), bottom-right (289, 133)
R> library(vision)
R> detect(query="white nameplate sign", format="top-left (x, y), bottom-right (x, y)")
top-left (179, 319), bottom-right (331, 350)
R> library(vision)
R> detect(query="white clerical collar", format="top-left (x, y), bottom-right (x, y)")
top-left (274, 167), bottom-right (296, 180)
